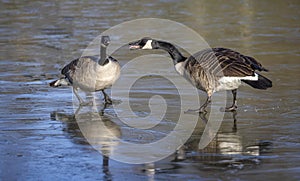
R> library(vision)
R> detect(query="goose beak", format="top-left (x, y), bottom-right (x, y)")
top-left (129, 45), bottom-right (141, 50)
top-left (129, 40), bottom-right (142, 50)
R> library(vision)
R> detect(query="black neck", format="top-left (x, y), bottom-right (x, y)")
top-left (156, 41), bottom-right (187, 64)
top-left (98, 45), bottom-right (107, 66)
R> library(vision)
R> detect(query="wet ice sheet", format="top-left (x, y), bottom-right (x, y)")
top-left (1, 0), bottom-right (300, 180)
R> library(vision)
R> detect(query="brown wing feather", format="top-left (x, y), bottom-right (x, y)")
top-left (187, 48), bottom-right (267, 78)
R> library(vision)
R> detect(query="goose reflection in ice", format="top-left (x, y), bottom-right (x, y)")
top-left (134, 112), bottom-right (272, 175)
top-left (172, 111), bottom-right (272, 168)
top-left (50, 104), bottom-right (121, 178)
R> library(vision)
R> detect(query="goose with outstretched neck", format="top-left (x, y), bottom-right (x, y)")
top-left (129, 37), bottom-right (272, 113)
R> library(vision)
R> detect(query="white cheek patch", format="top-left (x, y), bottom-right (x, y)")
top-left (142, 40), bottom-right (153, 49)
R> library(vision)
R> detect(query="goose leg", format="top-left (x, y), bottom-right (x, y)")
top-left (224, 89), bottom-right (238, 112)
top-left (185, 96), bottom-right (211, 113)
top-left (75, 104), bottom-right (83, 115)
top-left (102, 90), bottom-right (112, 104)
top-left (73, 87), bottom-right (84, 104)
top-left (199, 96), bottom-right (211, 112)
top-left (73, 87), bottom-right (91, 106)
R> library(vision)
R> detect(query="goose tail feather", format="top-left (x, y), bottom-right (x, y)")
top-left (242, 73), bottom-right (272, 89)
top-left (49, 78), bottom-right (70, 87)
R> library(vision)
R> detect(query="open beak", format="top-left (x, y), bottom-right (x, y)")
top-left (129, 45), bottom-right (141, 50)
top-left (129, 40), bottom-right (141, 50)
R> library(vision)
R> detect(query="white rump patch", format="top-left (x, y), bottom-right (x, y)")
top-left (241, 73), bottom-right (259, 81)
top-left (217, 73), bottom-right (258, 91)
top-left (142, 40), bottom-right (153, 49)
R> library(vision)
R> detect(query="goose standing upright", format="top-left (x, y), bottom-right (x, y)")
top-left (129, 37), bottom-right (272, 113)
top-left (50, 36), bottom-right (121, 105)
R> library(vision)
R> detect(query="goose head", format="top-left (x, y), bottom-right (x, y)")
top-left (129, 37), bottom-right (157, 50)
top-left (101, 35), bottom-right (110, 47)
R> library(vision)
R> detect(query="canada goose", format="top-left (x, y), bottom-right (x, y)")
top-left (129, 37), bottom-right (272, 113)
top-left (50, 36), bottom-right (121, 105)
